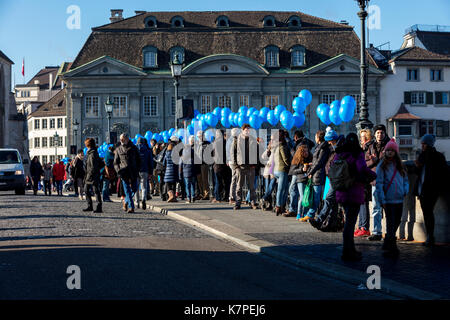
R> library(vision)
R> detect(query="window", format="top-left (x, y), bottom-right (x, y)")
top-left (85, 96), bottom-right (99, 117)
top-left (42, 119), bottom-right (47, 129)
top-left (34, 137), bottom-right (40, 148)
top-left (350, 94), bottom-right (361, 113)
top-left (239, 95), bottom-right (249, 107)
top-left (420, 120), bottom-right (434, 136)
top-left (265, 46), bottom-right (279, 68)
top-left (170, 47), bottom-right (185, 64)
top-left (49, 136), bottom-right (54, 147)
top-left (398, 120), bottom-right (412, 136)
top-left (407, 69), bottom-right (419, 81)
top-left (321, 94), bottom-right (336, 105)
top-left (58, 136), bottom-right (63, 147)
top-left (201, 95), bottom-right (212, 114)
top-left (143, 46), bottom-right (158, 68)
top-left (34, 119), bottom-right (40, 130)
top-left (217, 96), bottom-right (231, 108)
top-left (265, 95), bottom-right (279, 109)
top-left (435, 92), bottom-right (449, 105)
top-left (57, 118), bottom-right (63, 129)
top-left (290, 46), bottom-right (305, 67)
top-left (50, 118), bottom-right (55, 129)
top-left (263, 15), bottom-right (276, 27)
top-left (287, 15), bottom-right (301, 28)
top-left (113, 96), bottom-right (127, 117)
top-left (50, 155), bottom-right (55, 164)
top-left (42, 155), bottom-right (47, 164)
top-left (144, 16), bottom-right (157, 28)
top-left (437, 120), bottom-right (450, 137)
top-left (171, 16), bottom-right (184, 28)
top-left (400, 153), bottom-right (408, 161)
top-left (216, 15), bottom-right (229, 27)
top-left (42, 137), bottom-right (48, 148)
top-left (411, 92), bottom-right (425, 105)
top-left (143, 96), bottom-right (158, 116)
top-left (430, 69), bottom-right (443, 81)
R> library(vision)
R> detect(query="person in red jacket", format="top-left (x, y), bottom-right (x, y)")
top-left (52, 161), bottom-right (66, 196)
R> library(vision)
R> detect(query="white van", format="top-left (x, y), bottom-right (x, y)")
top-left (0, 148), bottom-right (27, 194)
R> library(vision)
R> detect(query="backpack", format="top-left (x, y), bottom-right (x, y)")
top-left (328, 157), bottom-right (355, 191)
top-left (310, 202), bottom-right (345, 232)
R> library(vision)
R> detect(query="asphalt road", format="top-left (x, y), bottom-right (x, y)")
top-left (0, 191), bottom-right (393, 300)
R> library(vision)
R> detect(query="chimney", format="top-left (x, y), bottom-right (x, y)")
top-left (110, 9), bottom-right (124, 23)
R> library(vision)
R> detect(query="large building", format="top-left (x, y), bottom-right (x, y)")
top-left (62, 10), bottom-right (385, 153)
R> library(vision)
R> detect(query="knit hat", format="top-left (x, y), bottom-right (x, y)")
top-left (421, 134), bottom-right (436, 147)
top-left (170, 135), bottom-right (179, 142)
top-left (373, 124), bottom-right (386, 134)
top-left (324, 127), bottom-right (338, 141)
top-left (385, 138), bottom-right (399, 153)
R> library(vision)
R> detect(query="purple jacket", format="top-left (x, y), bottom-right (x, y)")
top-left (334, 151), bottom-right (377, 205)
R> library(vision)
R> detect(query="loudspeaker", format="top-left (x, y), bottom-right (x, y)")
top-left (176, 99), bottom-right (194, 120)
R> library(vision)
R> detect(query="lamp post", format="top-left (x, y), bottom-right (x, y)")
top-left (72, 119), bottom-right (79, 151)
top-left (355, 0), bottom-right (373, 131)
top-left (170, 53), bottom-right (182, 129)
top-left (105, 96), bottom-right (114, 143)
top-left (53, 131), bottom-right (59, 162)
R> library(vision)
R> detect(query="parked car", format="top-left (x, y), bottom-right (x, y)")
top-left (0, 148), bottom-right (27, 194)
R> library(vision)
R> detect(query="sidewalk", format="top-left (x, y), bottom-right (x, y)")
top-left (137, 198), bottom-right (450, 300)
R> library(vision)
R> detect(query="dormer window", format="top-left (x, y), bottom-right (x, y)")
top-left (263, 15), bottom-right (276, 28)
top-left (287, 15), bottom-right (301, 28)
top-left (144, 16), bottom-right (157, 28)
top-left (171, 16), bottom-right (184, 28)
top-left (216, 15), bottom-right (229, 28)
top-left (143, 46), bottom-right (158, 68)
top-left (170, 46), bottom-right (185, 64)
top-left (290, 45), bottom-right (306, 67)
top-left (265, 45), bottom-right (279, 68)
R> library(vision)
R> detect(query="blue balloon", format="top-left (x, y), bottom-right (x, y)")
top-left (187, 124), bottom-right (194, 135)
top-left (206, 113), bottom-right (219, 127)
top-left (221, 107), bottom-right (231, 119)
top-left (293, 112), bottom-right (305, 128)
top-left (280, 110), bottom-right (294, 130)
top-left (163, 135), bottom-right (169, 143)
top-left (238, 114), bottom-right (249, 127)
top-left (204, 130), bottom-right (215, 143)
top-left (259, 107), bottom-right (270, 121)
top-left (339, 96), bottom-right (356, 122)
top-left (249, 114), bottom-right (262, 130)
top-left (199, 119), bottom-right (208, 131)
top-left (246, 107), bottom-right (257, 118)
top-left (221, 116), bottom-right (231, 128)
top-left (267, 110), bottom-right (278, 126)
top-left (329, 100), bottom-right (342, 125)
top-left (233, 113), bottom-right (240, 127)
top-left (132, 138), bottom-right (137, 145)
top-left (213, 107), bottom-right (222, 117)
top-left (317, 103), bottom-right (330, 122)
top-left (168, 128), bottom-right (175, 136)
top-left (274, 105), bottom-right (286, 120)
top-left (299, 89), bottom-right (312, 106)
top-left (238, 106), bottom-right (248, 115)
top-left (194, 109), bottom-right (200, 117)
top-left (195, 113), bottom-right (202, 120)
top-left (292, 97), bottom-right (306, 113)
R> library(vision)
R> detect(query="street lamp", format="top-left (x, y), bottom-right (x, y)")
top-left (72, 119), bottom-right (79, 151)
top-left (170, 53), bottom-right (182, 129)
top-left (53, 131), bottom-right (59, 162)
top-left (355, 0), bottom-right (373, 131)
top-left (105, 96), bottom-right (114, 143)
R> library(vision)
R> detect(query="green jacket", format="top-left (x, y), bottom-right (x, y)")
top-left (275, 144), bottom-right (291, 173)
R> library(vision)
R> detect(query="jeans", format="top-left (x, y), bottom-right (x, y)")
top-left (43, 180), bottom-right (52, 195)
top-left (122, 179), bottom-right (137, 210)
top-left (305, 185), bottom-right (323, 218)
top-left (236, 166), bottom-right (256, 205)
top-left (315, 185), bottom-right (336, 222)
top-left (274, 171), bottom-right (289, 208)
top-left (55, 180), bottom-right (63, 195)
top-left (342, 203), bottom-right (361, 253)
top-left (371, 186), bottom-right (383, 235)
top-left (296, 181), bottom-right (306, 217)
top-left (246, 174), bottom-right (258, 203)
top-left (357, 202), bottom-right (370, 230)
top-left (262, 177), bottom-right (276, 201)
top-left (184, 177), bottom-right (197, 199)
top-left (288, 175), bottom-right (299, 213)
top-left (102, 179), bottom-right (111, 201)
top-left (384, 203), bottom-right (403, 240)
top-left (135, 172), bottom-right (149, 203)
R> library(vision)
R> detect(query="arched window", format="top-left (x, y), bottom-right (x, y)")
top-left (265, 45), bottom-right (279, 68)
top-left (170, 16), bottom-right (184, 28)
top-left (143, 46), bottom-right (158, 68)
top-left (216, 15), bottom-right (229, 28)
top-left (170, 46), bottom-right (185, 64)
top-left (287, 15), bottom-right (302, 28)
top-left (144, 16), bottom-right (157, 28)
top-left (263, 15), bottom-right (276, 28)
top-left (290, 45), bottom-right (306, 67)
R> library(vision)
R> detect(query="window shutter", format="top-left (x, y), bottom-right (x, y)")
top-left (426, 92), bottom-right (434, 105)
top-left (435, 92), bottom-right (443, 104)
top-left (404, 92), bottom-right (411, 104)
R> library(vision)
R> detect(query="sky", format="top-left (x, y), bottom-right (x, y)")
top-left (1, 0), bottom-right (449, 87)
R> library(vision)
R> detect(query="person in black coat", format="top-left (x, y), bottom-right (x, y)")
top-left (30, 156), bottom-right (43, 195)
top-left (83, 138), bottom-right (102, 213)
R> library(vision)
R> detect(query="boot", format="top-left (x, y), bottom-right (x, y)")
top-left (83, 205), bottom-right (93, 212)
top-left (275, 206), bottom-right (282, 216)
top-left (142, 200), bottom-right (146, 210)
top-left (423, 235), bottom-right (435, 247)
top-left (167, 190), bottom-right (178, 203)
top-left (122, 200), bottom-right (128, 212)
top-left (383, 237), bottom-right (400, 258)
top-left (93, 203), bottom-right (103, 213)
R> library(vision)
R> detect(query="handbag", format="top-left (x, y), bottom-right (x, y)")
top-left (301, 179), bottom-right (313, 208)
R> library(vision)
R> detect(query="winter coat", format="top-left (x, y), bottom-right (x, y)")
top-left (307, 141), bottom-right (330, 186)
top-left (213, 137), bottom-right (228, 173)
top-left (289, 153), bottom-right (313, 183)
top-left (163, 150), bottom-right (179, 183)
top-left (30, 161), bottom-right (43, 178)
top-left (375, 162), bottom-right (409, 205)
top-left (365, 136), bottom-right (390, 172)
top-left (180, 145), bottom-right (199, 179)
top-left (154, 147), bottom-right (167, 173)
top-left (84, 149), bottom-right (102, 185)
top-left (114, 140), bottom-right (141, 182)
top-left (274, 143), bottom-right (291, 173)
top-left (232, 134), bottom-right (258, 168)
top-left (292, 137), bottom-right (315, 156)
top-left (71, 157), bottom-right (85, 180)
top-left (43, 167), bottom-right (53, 181)
top-left (137, 143), bottom-right (153, 173)
top-left (52, 162), bottom-right (66, 181)
top-left (334, 151), bottom-right (377, 205)
top-left (414, 147), bottom-right (449, 198)
top-left (262, 146), bottom-right (275, 178)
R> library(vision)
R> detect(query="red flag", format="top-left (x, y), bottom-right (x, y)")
top-left (21, 58), bottom-right (24, 77)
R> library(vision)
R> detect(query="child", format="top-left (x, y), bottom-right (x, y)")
top-left (375, 139), bottom-right (409, 258)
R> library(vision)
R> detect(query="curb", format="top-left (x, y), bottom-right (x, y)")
top-left (147, 204), bottom-right (443, 300)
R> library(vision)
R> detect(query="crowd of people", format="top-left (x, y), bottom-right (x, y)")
top-left (26, 124), bottom-right (448, 262)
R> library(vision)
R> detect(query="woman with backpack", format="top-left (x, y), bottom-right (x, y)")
top-left (375, 139), bottom-right (409, 258)
top-left (334, 133), bottom-right (376, 261)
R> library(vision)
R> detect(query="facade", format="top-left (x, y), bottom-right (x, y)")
top-left (63, 10), bottom-right (385, 154)
top-left (27, 89), bottom-right (68, 164)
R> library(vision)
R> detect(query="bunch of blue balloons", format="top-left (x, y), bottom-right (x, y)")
top-left (316, 95), bottom-right (357, 126)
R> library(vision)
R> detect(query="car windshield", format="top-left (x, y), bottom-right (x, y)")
top-left (0, 151), bottom-right (20, 164)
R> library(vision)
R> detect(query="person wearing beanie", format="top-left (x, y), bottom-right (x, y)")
top-left (324, 127), bottom-right (338, 142)
top-left (365, 124), bottom-right (391, 241)
top-left (375, 139), bottom-right (409, 258)
top-left (414, 134), bottom-right (448, 247)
